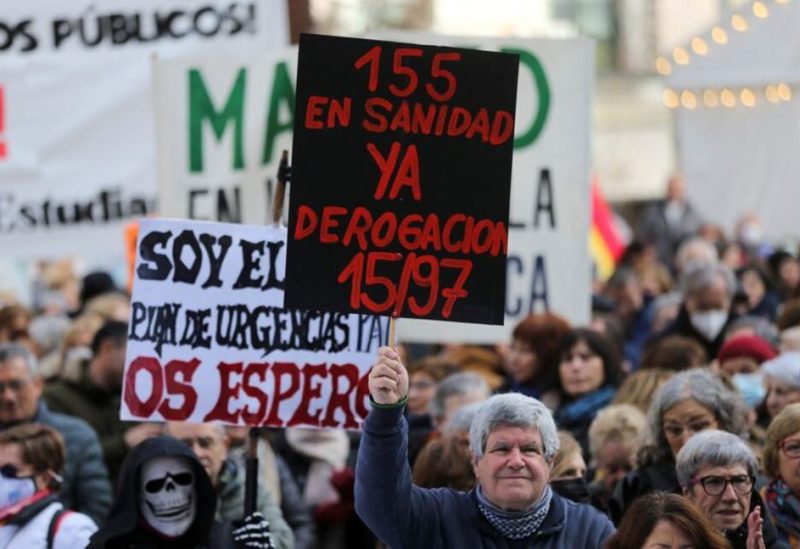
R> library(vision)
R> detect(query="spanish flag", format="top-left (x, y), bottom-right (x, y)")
top-left (590, 179), bottom-right (625, 281)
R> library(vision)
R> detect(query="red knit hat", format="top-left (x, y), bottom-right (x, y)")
top-left (717, 334), bottom-right (777, 364)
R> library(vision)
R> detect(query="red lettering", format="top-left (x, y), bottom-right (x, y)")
top-left (294, 205), bottom-right (318, 240)
top-left (434, 104), bottom-right (449, 135)
top-left (265, 362), bottom-right (301, 427)
top-left (389, 144), bottom-right (421, 201)
top-left (492, 222), bottom-right (509, 256)
top-left (466, 108), bottom-right (491, 142)
top-left (328, 97), bottom-right (351, 128)
top-left (389, 101), bottom-right (411, 132)
top-left (389, 48), bottom-right (423, 97)
top-left (342, 207), bottom-right (372, 249)
top-left (203, 361), bottom-right (243, 423)
top-left (371, 212), bottom-right (397, 248)
top-left (447, 107), bottom-right (471, 137)
top-left (287, 363), bottom-right (328, 427)
top-left (123, 356), bottom-right (163, 418)
top-left (472, 219), bottom-right (496, 254)
top-left (305, 96), bottom-right (327, 130)
top-left (363, 97), bottom-right (391, 132)
top-left (397, 214), bottom-right (423, 249)
top-left (411, 103), bottom-right (435, 134)
top-left (241, 362), bottom-right (270, 426)
top-left (354, 45), bottom-right (381, 92)
top-left (320, 206), bottom-right (347, 244)
top-left (321, 363), bottom-right (360, 428)
top-left (157, 358), bottom-right (201, 421)
top-left (367, 142), bottom-right (400, 200)
top-left (490, 111), bottom-right (514, 145)
top-left (443, 213), bottom-right (466, 253)
top-left (441, 259), bottom-right (473, 318)
top-left (419, 214), bottom-right (442, 251)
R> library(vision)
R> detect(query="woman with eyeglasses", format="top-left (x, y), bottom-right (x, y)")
top-left (761, 403), bottom-right (800, 546)
top-left (0, 422), bottom-right (96, 548)
top-left (676, 430), bottom-right (787, 549)
top-left (609, 368), bottom-right (749, 525)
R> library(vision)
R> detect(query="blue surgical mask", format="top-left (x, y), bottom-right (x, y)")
top-left (0, 466), bottom-right (36, 510)
top-left (732, 372), bottom-right (766, 408)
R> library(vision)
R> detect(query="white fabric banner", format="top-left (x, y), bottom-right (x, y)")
top-left (0, 0), bottom-right (288, 262)
top-left (122, 218), bottom-right (385, 428)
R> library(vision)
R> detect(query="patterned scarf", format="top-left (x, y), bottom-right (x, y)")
top-left (764, 479), bottom-right (800, 539)
top-left (475, 484), bottom-right (552, 540)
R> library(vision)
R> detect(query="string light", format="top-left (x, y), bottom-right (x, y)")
top-left (655, 57), bottom-right (672, 75)
top-left (740, 88), bottom-right (756, 107)
top-left (673, 47), bottom-right (690, 65)
top-left (680, 91), bottom-right (697, 109)
top-left (765, 85), bottom-right (779, 103)
top-left (711, 26), bottom-right (728, 44)
top-left (721, 89), bottom-right (736, 107)
top-left (752, 1), bottom-right (769, 17)
top-left (703, 90), bottom-right (719, 107)
top-left (663, 89), bottom-right (679, 109)
top-left (778, 83), bottom-right (792, 101)
top-left (731, 14), bottom-right (748, 31)
top-left (691, 37), bottom-right (709, 55)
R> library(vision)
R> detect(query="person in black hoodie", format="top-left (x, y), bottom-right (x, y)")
top-left (88, 436), bottom-right (273, 549)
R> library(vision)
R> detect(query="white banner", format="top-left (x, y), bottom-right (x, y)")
top-left (122, 218), bottom-right (386, 428)
top-left (153, 35), bottom-right (594, 343)
top-left (0, 0), bottom-right (288, 262)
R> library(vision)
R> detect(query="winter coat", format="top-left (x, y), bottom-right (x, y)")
top-left (87, 436), bottom-right (236, 549)
top-left (0, 495), bottom-right (96, 549)
top-left (608, 457), bottom-right (680, 525)
top-left (355, 404), bottom-right (615, 548)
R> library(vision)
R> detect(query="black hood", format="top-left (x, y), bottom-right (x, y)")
top-left (88, 436), bottom-right (218, 548)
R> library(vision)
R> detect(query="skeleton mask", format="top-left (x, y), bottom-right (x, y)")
top-left (139, 455), bottom-right (196, 538)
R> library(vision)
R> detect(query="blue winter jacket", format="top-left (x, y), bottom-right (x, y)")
top-left (355, 404), bottom-right (615, 548)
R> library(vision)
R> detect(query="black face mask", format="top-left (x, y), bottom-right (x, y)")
top-left (550, 477), bottom-right (590, 504)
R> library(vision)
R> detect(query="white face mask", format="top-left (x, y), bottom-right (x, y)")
top-left (689, 309), bottom-right (728, 341)
top-left (139, 456), bottom-right (196, 538)
top-left (0, 467), bottom-right (37, 511)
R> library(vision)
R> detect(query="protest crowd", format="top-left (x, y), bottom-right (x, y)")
top-left (0, 179), bottom-right (799, 549)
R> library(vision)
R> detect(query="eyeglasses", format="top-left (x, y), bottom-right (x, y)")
top-left (780, 439), bottom-right (800, 459)
top-left (0, 379), bottom-right (29, 393)
top-left (689, 474), bottom-right (754, 496)
top-left (144, 472), bottom-right (194, 493)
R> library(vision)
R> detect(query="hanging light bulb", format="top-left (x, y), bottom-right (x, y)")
top-left (731, 14), bottom-right (748, 32)
top-left (765, 85), bottom-right (779, 103)
top-left (721, 89), bottom-right (736, 107)
top-left (681, 90), bottom-right (697, 109)
top-left (777, 83), bottom-right (792, 101)
top-left (691, 37), bottom-right (709, 55)
top-left (740, 88), bottom-right (756, 107)
top-left (663, 89), bottom-right (680, 109)
top-left (711, 26), bottom-right (728, 44)
top-left (753, 1), bottom-right (769, 18)
top-left (655, 56), bottom-right (672, 75)
top-left (703, 89), bottom-right (719, 107)
top-left (673, 47), bottom-right (690, 65)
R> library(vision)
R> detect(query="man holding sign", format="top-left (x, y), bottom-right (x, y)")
top-left (355, 347), bottom-right (615, 547)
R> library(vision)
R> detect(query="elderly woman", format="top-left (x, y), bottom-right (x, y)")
top-left (0, 423), bottom-right (97, 546)
top-left (761, 353), bottom-right (800, 420)
top-left (588, 404), bottom-right (646, 501)
top-left (604, 492), bottom-right (729, 549)
top-left (357, 347), bottom-right (615, 547)
top-left (609, 368), bottom-right (748, 524)
top-left (676, 430), bottom-right (787, 548)
top-left (761, 403), bottom-right (800, 545)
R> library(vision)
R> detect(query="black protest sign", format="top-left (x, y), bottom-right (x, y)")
top-left (285, 34), bottom-right (519, 324)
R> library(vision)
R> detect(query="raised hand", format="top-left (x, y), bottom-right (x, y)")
top-left (368, 346), bottom-right (409, 405)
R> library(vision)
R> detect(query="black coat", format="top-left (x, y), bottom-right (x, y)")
top-left (87, 436), bottom-right (237, 549)
top-left (725, 490), bottom-right (790, 549)
top-left (608, 457), bottom-right (680, 526)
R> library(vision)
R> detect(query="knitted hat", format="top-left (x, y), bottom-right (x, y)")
top-left (717, 334), bottom-right (776, 364)
top-left (762, 352), bottom-right (800, 388)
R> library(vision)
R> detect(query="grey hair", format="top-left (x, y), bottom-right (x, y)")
top-left (675, 430), bottom-right (757, 488)
top-left (469, 393), bottom-right (560, 461)
top-left (0, 343), bottom-right (39, 377)
top-left (681, 263), bottom-right (736, 301)
top-left (644, 368), bottom-right (748, 463)
top-left (725, 315), bottom-right (780, 349)
top-left (430, 372), bottom-right (489, 420)
top-left (444, 401), bottom-right (483, 436)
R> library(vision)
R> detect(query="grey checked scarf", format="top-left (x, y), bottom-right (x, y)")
top-left (475, 484), bottom-right (553, 540)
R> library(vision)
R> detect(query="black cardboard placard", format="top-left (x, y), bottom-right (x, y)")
top-left (285, 34), bottom-right (519, 324)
